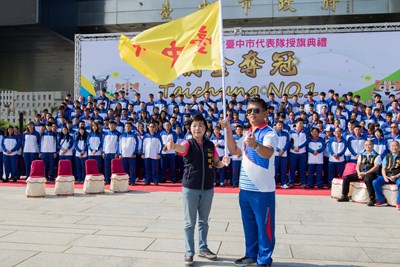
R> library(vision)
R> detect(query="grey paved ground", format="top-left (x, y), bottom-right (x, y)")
top-left (0, 186), bottom-right (399, 267)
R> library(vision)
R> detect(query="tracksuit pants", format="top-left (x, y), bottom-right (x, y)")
top-left (289, 153), bottom-right (307, 185)
top-left (328, 161), bottom-right (345, 185)
top-left (145, 158), bottom-right (159, 184)
top-left (308, 163), bottom-right (323, 188)
top-left (74, 156), bottom-right (87, 183)
top-left (161, 154), bottom-right (176, 182)
top-left (122, 157), bottom-right (136, 184)
top-left (104, 154), bottom-right (116, 183)
top-left (42, 152), bottom-right (55, 181)
top-left (215, 156), bottom-right (226, 185)
top-left (239, 190), bottom-right (275, 266)
top-left (232, 160), bottom-right (242, 186)
top-left (274, 156), bottom-right (287, 185)
top-left (3, 154), bottom-right (18, 179)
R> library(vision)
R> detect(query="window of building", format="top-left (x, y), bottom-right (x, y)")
top-left (22, 95), bottom-right (25, 100)
top-left (49, 94), bottom-right (51, 100)
top-left (17, 95), bottom-right (19, 100)
top-left (38, 95), bottom-right (41, 100)
top-left (43, 95), bottom-right (46, 100)
top-left (27, 95), bottom-right (30, 100)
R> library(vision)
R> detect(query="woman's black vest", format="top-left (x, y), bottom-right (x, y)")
top-left (182, 138), bottom-right (215, 190)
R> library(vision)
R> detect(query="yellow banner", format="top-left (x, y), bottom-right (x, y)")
top-left (119, 1), bottom-right (221, 85)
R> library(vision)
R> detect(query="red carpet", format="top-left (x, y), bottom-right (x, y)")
top-left (0, 179), bottom-right (330, 196)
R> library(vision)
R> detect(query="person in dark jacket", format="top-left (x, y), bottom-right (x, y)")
top-left (166, 114), bottom-right (230, 267)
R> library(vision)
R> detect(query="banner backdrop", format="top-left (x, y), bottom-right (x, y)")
top-left (79, 31), bottom-right (400, 104)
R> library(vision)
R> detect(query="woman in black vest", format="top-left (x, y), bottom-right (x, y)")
top-left (166, 114), bottom-right (230, 267)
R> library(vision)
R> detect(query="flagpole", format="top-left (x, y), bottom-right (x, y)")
top-left (218, 0), bottom-right (228, 158)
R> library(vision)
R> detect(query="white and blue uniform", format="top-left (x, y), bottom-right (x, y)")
top-left (40, 131), bottom-right (58, 181)
top-left (347, 134), bottom-right (367, 163)
top-left (1, 134), bottom-right (21, 180)
top-left (119, 131), bottom-right (139, 183)
top-left (74, 135), bottom-right (88, 183)
top-left (238, 122), bottom-right (278, 266)
top-left (102, 130), bottom-right (121, 183)
top-left (210, 134), bottom-right (226, 186)
top-left (372, 136), bottom-right (389, 159)
top-left (307, 137), bottom-right (326, 188)
top-left (87, 132), bottom-right (103, 173)
top-left (160, 130), bottom-right (178, 183)
top-left (142, 133), bottom-right (162, 184)
top-left (288, 129), bottom-right (309, 185)
top-left (274, 130), bottom-right (289, 186)
top-left (327, 137), bottom-right (347, 185)
top-left (22, 131), bottom-right (40, 178)
top-left (58, 134), bottom-right (74, 162)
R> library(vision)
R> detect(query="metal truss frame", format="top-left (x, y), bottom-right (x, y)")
top-left (74, 22), bottom-right (400, 96)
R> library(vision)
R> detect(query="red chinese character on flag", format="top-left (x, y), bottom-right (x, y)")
top-left (189, 25), bottom-right (212, 54)
top-left (162, 41), bottom-right (185, 68)
top-left (132, 44), bottom-right (146, 57)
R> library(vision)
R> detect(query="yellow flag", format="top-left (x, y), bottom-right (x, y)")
top-left (118, 1), bottom-right (221, 85)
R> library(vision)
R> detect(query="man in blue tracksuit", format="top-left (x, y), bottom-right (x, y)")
top-left (327, 127), bottom-right (347, 186)
top-left (160, 121), bottom-right (178, 183)
top-left (142, 122), bottom-right (162, 185)
top-left (39, 122), bottom-right (58, 182)
top-left (102, 121), bottom-right (121, 184)
top-left (224, 98), bottom-right (278, 267)
top-left (274, 120), bottom-right (290, 188)
top-left (119, 122), bottom-right (139, 185)
top-left (288, 118), bottom-right (309, 187)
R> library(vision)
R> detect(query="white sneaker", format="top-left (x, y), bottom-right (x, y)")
top-left (281, 184), bottom-right (289, 189)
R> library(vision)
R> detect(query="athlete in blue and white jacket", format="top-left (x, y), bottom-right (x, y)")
top-left (274, 121), bottom-right (290, 188)
top-left (39, 123), bottom-right (58, 182)
top-left (307, 128), bottom-right (326, 189)
top-left (87, 122), bottom-right (103, 173)
top-left (346, 125), bottom-right (367, 163)
top-left (119, 122), bottom-right (139, 184)
top-left (1, 126), bottom-right (21, 182)
top-left (102, 121), bottom-right (121, 184)
top-left (141, 122), bottom-right (162, 185)
top-left (22, 122), bottom-right (40, 178)
top-left (288, 119), bottom-right (309, 186)
top-left (327, 127), bottom-right (347, 186)
top-left (74, 127), bottom-right (88, 183)
top-left (160, 121), bottom-right (178, 183)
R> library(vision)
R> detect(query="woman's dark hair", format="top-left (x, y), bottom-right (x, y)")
top-left (5, 126), bottom-right (14, 137)
top-left (90, 122), bottom-right (100, 133)
top-left (59, 127), bottom-right (70, 142)
top-left (189, 114), bottom-right (208, 131)
top-left (77, 127), bottom-right (87, 140)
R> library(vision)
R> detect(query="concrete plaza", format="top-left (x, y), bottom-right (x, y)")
top-left (0, 186), bottom-right (399, 267)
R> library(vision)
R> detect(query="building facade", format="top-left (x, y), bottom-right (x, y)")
top-left (0, 90), bottom-right (64, 124)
